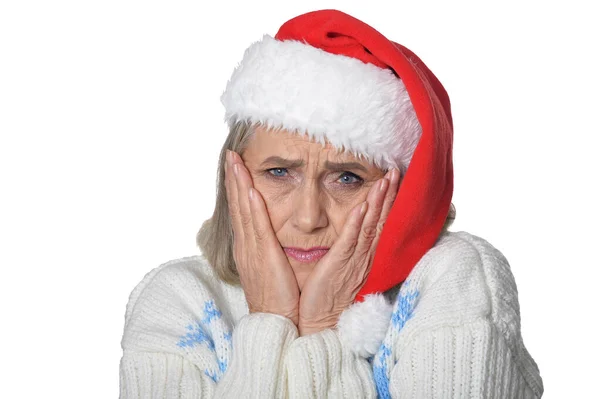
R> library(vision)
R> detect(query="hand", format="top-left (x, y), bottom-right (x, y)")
top-left (224, 150), bottom-right (300, 326)
top-left (297, 168), bottom-right (401, 336)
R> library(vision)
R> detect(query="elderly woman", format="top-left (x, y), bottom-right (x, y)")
top-left (119, 9), bottom-right (543, 398)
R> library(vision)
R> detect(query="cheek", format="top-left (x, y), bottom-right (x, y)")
top-left (324, 186), bottom-right (371, 231)
top-left (253, 182), bottom-right (293, 231)
top-left (326, 200), bottom-right (357, 233)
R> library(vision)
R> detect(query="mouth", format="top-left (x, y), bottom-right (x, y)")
top-left (283, 247), bottom-right (329, 263)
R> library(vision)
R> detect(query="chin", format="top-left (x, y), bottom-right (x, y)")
top-left (288, 257), bottom-right (317, 272)
top-left (290, 265), bottom-right (312, 291)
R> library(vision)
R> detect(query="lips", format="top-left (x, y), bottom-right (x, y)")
top-left (284, 247), bottom-right (329, 263)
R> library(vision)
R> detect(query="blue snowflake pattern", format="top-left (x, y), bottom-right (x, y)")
top-left (176, 300), bottom-right (223, 350)
top-left (218, 358), bottom-right (228, 373)
top-left (177, 299), bottom-right (232, 383)
top-left (391, 288), bottom-right (419, 331)
top-left (372, 283), bottom-right (420, 398)
top-left (176, 321), bottom-right (215, 351)
top-left (201, 299), bottom-right (222, 324)
top-left (204, 369), bottom-right (218, 383)
top-left (373, 343), bottom-right (392, 399)
top-left (201, 347), bottom-right (229, 384)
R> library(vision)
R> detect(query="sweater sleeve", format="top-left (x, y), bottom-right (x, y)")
top-left (214, 312), bottom-right (298, 397)
top-left (119, 350), bottom-right (213, 398)
top-left (120, 313), bottom-right (298, 398)
top-left (284, 328), bottom-right (377, 398)
top-left (119, 258), bottom-right (299, 398)
top-left (388, 318), bottom-right (543, 399)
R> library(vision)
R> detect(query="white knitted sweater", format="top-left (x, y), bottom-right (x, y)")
top-left (119, 231), bottom-right (543, 398)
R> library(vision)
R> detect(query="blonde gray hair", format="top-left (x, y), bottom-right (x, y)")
top-left (196, 121), bottom-right (456, 286)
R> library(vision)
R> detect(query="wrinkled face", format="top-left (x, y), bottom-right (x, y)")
top-left (241, 125), bottom-right (387, 290)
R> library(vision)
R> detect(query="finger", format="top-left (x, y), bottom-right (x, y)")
top-left (225, 150), bottom-right (245, 243)
top-left (379, 169), bottom-right (401, 230)
top-left (354, 177), bottom-right (389, 255)
top-left (232, 153), bottom-right (256, 248)
top-left (327, 201), bottom-right (368, 262)
top-left (248, 187), bottom-right (281, 251)
top-left (369, 168), bottom-right (401, 252)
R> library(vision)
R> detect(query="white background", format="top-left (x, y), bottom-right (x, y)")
top-left (1, 1), bottom-right (598, 397)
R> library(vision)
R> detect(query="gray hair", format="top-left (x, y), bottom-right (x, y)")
top-left (196, 121), bottom-right (456, 286)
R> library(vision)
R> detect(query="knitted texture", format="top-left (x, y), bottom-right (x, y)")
top-left (119, 231), bottom-right (543, 398)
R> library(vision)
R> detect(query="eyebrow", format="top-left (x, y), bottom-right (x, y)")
top-left (260, 156), bottom-right (369, 173)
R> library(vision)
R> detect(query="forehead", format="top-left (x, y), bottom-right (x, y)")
top-left (245, 125), bottom-right (362, 163)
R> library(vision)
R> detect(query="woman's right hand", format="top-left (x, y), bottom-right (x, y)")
top-left (224, 150), bottom-right (300, 326)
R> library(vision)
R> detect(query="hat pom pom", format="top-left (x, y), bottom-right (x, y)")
top-left (336, 293), bottom-right (394, 358)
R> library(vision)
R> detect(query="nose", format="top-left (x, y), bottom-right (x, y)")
top-left (291, 180), bottom-right (328, 233)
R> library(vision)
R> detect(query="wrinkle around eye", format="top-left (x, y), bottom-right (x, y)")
top-left (260, 168), bottom-right (366, 191)
top-left (267, 167), bottom-right (288, 177)
top-left (337, 171), bottom-right (363, 185)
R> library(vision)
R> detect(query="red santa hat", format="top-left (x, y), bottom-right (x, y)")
top-left (221, 9), bottom-right (454, 354)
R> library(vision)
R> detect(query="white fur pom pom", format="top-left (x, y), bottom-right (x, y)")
top-left (336, 293), bottom-right (394, 358)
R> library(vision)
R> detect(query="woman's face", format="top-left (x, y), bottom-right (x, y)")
top-left (241, 125), bottom-right (387, 291)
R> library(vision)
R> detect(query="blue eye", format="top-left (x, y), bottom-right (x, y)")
top-left (268, 168), bottom-right (288, 177)
top-left (339, 172), bottom-right (362, 184)
top-left (265, 168), bottom-right (363, 185)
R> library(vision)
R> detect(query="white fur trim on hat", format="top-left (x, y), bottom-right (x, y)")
top-left (220, 35), bottom-right (421, 172)
top-left (336, 293), bottom-right (394, 358)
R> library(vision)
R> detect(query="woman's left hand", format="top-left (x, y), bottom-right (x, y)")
top-left (298, 168), bottom-right (401, 336)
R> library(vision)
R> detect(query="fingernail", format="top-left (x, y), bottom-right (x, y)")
top-left (248, 187), bottom-right (254, 200)
top-left (379, 178), bottom-right (388, 192)
top-left (233, 163), bottom-right (239, 176)
top-left (360, 201), bottom-right (368, 216)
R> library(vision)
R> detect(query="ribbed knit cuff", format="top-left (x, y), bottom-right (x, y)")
top-left (388, 319), bottom-right (542, 398)
top-left (215, 312), bottom-right (298, 397)
top-left (285, 328), bottom-right (376, 398)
